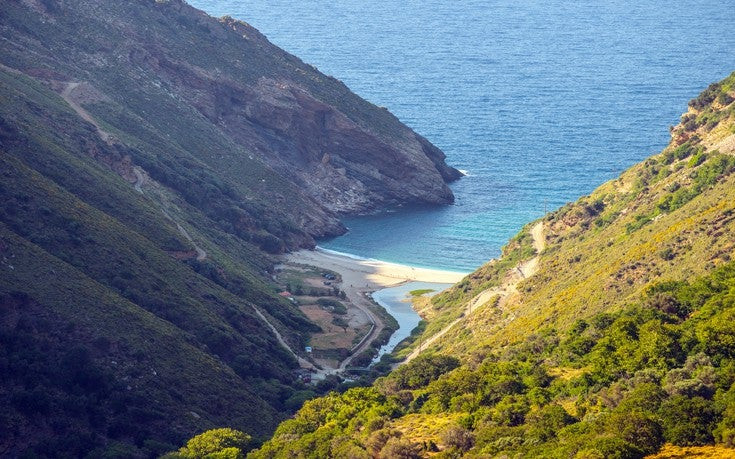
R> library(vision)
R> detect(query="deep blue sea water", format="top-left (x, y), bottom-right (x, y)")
top-left (191, 0), bottom-right (735, 272)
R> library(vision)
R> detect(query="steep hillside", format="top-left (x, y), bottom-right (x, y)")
top-left (0, 68), bottom-right (310, 457)
top-left (412, 71), bottom-right (735, 357)
top-left (250, 73), bottom-right (735, 458)
top-left (0, 0), bottom-right (460, 457)
top-left (1, 0), bottom-right (460, 232)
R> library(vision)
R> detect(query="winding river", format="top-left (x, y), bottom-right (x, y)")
top-left (370, 281), bottom-right (452, 362)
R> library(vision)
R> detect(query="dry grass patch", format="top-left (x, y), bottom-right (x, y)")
top-left (646, 444), bottom-right (735, 458)
top-left (391, 413), bottom-right (462, 447)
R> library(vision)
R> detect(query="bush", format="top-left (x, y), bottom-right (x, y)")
top-left (714, 387), bottom-right (735, 446)
top-left (526, 404), bottom-right (574, 442)
top-left (172, 428), bottom-right (252, 458)
top-left (441, 425), bottom-right (475, 452)
top-left (317, 298), bottom-right (347, 314)
top-left (659, 396), bottom-right (718, 445)
top-left (386, 355), bottom-right (460, 390)
top-left (580, 436), bottom-right (643, 459)
top-left (379, 437), bottom-right (422, 459)
top-left (491, 395), bottom-right (529, 427)
top-left (605, 410), bottom-right (663, 455)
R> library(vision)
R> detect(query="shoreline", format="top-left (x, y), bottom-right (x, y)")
top-left (316, 246), bottom-right (470, 275)
top-left (285, 247), bottom-right (468, 290)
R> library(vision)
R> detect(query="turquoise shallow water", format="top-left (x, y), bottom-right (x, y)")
top-left (191, 0), bottom-right (735, 271)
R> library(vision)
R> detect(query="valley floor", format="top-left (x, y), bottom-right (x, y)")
top-left (281, 248), bottom-right (467, 373)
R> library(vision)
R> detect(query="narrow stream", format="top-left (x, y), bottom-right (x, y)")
top-left (370, 281), bottom-right (452, 363)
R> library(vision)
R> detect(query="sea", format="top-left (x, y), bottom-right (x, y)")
top-left (190, 0), bottom-right (735, 272)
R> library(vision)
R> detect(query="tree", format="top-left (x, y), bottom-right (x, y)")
top-left (659, 396), bottom-right (717, 446)
top-left (605, 410), bottom-right (663, 455)
top-left (441, 425), bottom-right (475, 452)
top-left (170, 428), bottom-right (251, 458)
top-left (387, 354), bottom-right (460, 390)
top-left (578, 436), bottom-right (642, 459)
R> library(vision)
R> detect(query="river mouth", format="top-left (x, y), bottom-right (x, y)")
top-left (370, 281), bottom-right (453, 363)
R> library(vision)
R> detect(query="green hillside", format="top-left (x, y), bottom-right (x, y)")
top-left (0, 68), bottom-right (315, 456)
top-left (248, 73), bottom-right (735, 458)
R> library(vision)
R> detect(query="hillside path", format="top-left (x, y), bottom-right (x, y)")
top-left (58, 80), bottom-right (316, 373)
top-left (337, 285), bottom-right (381, 371)
top-left (60, 82), bottom-right (116, 144)
top-left (252, 306), bottom-right (317, 371)
top-left (60, 83), bottom-right (207, 263)
top-left (404, 221), bottom-right (545, 362)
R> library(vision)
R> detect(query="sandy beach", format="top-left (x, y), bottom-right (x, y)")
top-left (284, 247), bottom-right (468, 290)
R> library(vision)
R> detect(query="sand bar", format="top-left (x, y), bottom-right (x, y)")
top-left (284, 247), bottom-right (469, 289)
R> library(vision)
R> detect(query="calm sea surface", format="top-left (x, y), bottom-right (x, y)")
top-left (191, 0), bottom-right (735, 272)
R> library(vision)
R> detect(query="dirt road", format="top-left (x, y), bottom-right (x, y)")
top-left (404, 221), bottom-right (545, 362)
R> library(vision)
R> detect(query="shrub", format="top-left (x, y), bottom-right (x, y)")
top-left (605, 410), bottom-right (664, 455)
top-left (580, 436), bottom-right (643, 459)
top-left (172, 428), bottom-right (251, 458)
top-left (491, 395), bottom-right (529, 427)
top-left (526, 404), bottom-right (574, 442)
top-left (441, 425), bottom-right (475, 452)
top-left (659, 396), bottom-right (718, 445)
top-left (317, 298), bottom-right (347, 314)
top-left (379, 437), bottom-right (422, 459)
top-left (386, 355), bottom-right (460, 390)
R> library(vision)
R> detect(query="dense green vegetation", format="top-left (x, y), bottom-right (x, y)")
top-left (1, 0), bottom-right (733, 455)
top-left (163, 428), bottom-right (252, 458)
top-left (0, 40), bottom-right (319, 459)
top-left (253, 261), bottom-right (735, 457)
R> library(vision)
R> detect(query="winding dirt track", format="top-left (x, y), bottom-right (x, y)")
top-left (338, 286), bottom-right (380, 370)
top-left (58, 81), bottom-right (323, 374)
top-left (252, 306), bottom-right (317, 371)
top-left (61, 82), bottom-right (115, 144)
top-left (132, 167), bottom-right (207, 261)
top-left (404, 221), bottom-right (545, 363)
top-left (55, 83), bottom-right (332, 377)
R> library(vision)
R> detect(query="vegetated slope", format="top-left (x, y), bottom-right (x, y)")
top-left (417, 71), bottom-right (735, 357)
top-left (250, 73), bottom-right (735, 458)
top-left (0, 68), bottom-right (317, 457)
top-left (0, 0), bottom-right (461, 456)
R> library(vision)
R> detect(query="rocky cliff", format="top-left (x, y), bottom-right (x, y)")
top-left (1, 0), bottom-right (460, 246)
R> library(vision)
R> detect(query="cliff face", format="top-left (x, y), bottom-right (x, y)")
top-left (1, 0), bottom-right (459, 233)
